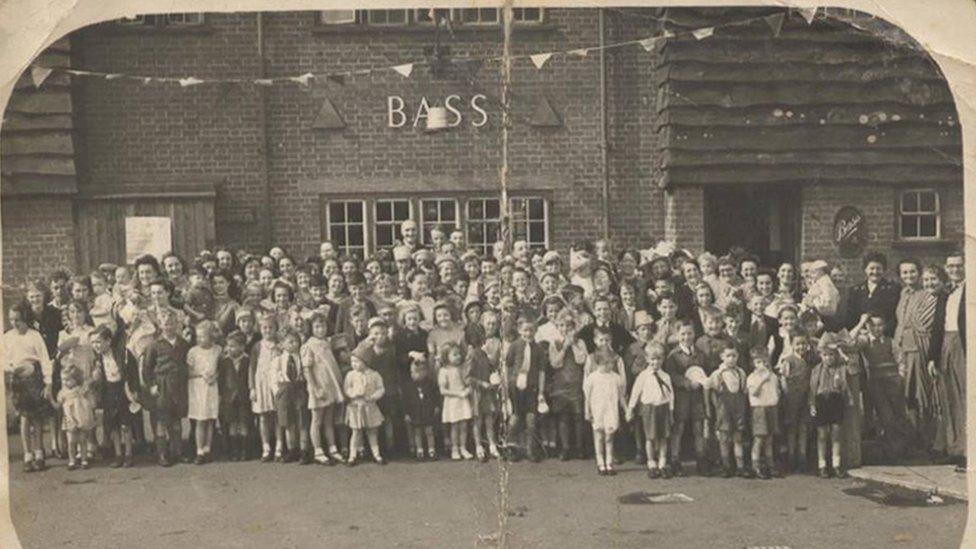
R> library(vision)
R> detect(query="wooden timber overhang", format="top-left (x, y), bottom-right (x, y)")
top-left (654, 8), bottom-right (962, 190)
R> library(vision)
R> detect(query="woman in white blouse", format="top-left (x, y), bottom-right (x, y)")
top-left (3, 303), bottom-right (54, 472)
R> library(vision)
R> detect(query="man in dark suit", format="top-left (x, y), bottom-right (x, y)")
top-left (504, 315), bottom-right (549, 462)
top-left (939, 252), bottom-right (967, 471)
top-left (846, 252), bottom-right (901, 337)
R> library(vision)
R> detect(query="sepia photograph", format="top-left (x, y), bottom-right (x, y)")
top-left (0, 2), bottom-right (972, 547)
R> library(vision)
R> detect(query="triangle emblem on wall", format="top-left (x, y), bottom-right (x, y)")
top-left (530, 97), bottom-right (562, 127)
top-left (314, 97), bottom-right (346, 129)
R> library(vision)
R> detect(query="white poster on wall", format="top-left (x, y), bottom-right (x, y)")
top-left (125, 216), bottom-right (172, 263)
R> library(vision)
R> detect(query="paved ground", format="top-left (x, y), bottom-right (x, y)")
top-left (850, 464), bottom-right (968, 501)
top-left (5, 441), bottom-right (969, 549)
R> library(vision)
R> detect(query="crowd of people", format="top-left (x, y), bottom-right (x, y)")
top-left (2, 219), bottom-right (967, 481)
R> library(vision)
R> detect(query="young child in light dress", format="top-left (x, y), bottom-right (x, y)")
top-left (187, 320), bottom-right (222, 464)
top-left (344, 348), bottom-right (386, 466)
top-left (439, 342), bottom-right (474, 461)
top-left (58, 366), bottom-right (95, 470)
top-left (583, 350), bottom-right (626, 476)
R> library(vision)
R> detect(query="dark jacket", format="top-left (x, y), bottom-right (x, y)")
top-left (846, 278), bottom-right (901, 337)
top-left (579, 321), bottom-right (635, 356)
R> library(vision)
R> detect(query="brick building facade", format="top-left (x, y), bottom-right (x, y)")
top-left (0, 7), bottom-right (963, 301)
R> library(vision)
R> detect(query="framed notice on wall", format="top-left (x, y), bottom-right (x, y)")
top-left (125, 216), bottom-right (172, 263)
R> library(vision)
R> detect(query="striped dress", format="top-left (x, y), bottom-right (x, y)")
top-left (894, 285), bottom-right (937, 414)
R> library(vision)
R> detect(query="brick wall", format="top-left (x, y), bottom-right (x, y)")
top-left (663, 185), bottom-right (704, 252)
top-left (1, 196), bottom-right (76, 303)
top-left (72, 13), bottom-right (267, 249)
top-left (68, 9), bottom-right (671, 260)
top-left (801, 182), bottom-right (964, 278)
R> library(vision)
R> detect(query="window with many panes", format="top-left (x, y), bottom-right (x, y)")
top-left (324, 196), bottom-right (548, 257)
top-left (510, 197), bottom-right (548, 251)
top-left (466, 198), bottom-right (502, 256)
top-left (420, 199), bottom-right (460, 244)
top-left (117, 13), bottom-right (203, 26)
top-left (899, 190), bottom-right (941, 240)
top-left (374, 199), bottom-right (412, 251)
top-left (318, 8), bottom-right (542, 27)
top-left (327, 201), bottom-right (367, 258)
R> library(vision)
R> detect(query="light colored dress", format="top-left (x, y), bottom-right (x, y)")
top-left (187, 345), bottom-right (221, 420)
top-left (251, 340), bottom-right (279, 414)
top-left (439, 365), bottom-right (473, 423)
top-left (344, 368), bottom-right (385, 429)
top-left (583, 370), bottom-right (625, 433)
top-left (301, 337), bottom-right (345, 409)
top-left (59, 385), bottom-right (96, 431)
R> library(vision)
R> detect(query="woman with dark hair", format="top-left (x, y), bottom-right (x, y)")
top-left (894, 258), bottom-right (938, 453)
top-left (133, 254), bottom-right (163, 299)
top-left (241, 255), bottom-right (262, 287)
top-left (846, 251), bottom-right (900, 337)
top-left (211, 269), bottom-right (240, 336)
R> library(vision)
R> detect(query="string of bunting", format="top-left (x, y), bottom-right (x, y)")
top-left (26, 7), bottom-right (902, 90)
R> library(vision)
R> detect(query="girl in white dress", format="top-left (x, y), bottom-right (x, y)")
top-left (583, 352), bottom-right (626, 476)
top-left (187, 320), bottom-right (222, 464)
top-left (58, 366), bottom-right (95, 470)
top-left (249, 314), bottom-right (280, 462)
top-left (438, 342), bottom-right (473, 461)
top-left (57, 300), bottom-right (96, 461)
top-left (343, 349), bottom-right (386, 466)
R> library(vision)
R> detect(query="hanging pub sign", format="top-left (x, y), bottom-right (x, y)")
top-left (833, 206), bottom-right (866, 257)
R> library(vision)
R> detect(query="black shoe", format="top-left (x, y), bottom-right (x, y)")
top-left (23, 461), bottom-right (36, 473)
top-left (607, 466), bottom-right (617, 476)
top-left (194, 454), bottom-right (206, 465)
top-left (661, 465), bottom-right (673, 479)
top-left (647, 467), bottom-right (660, 479)
top-left (66, 461), bottom-right (78, 471)
top-left (34, 459), bottom-right (46, 472)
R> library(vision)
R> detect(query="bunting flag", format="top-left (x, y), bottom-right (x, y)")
top-left (638, 37), bottom-right (658, 51)
top-left (530, 52), bottom-right (553, 70)
top-left (290, 72), bottom-right (314, 86)
top-left (392, 63), bottom-right (413, 78)
top-left (764, 12), bottom-right (786, 36)
top-left (21, 9), bottom-right (901, 91)
top-left (30, 65), bottom-right (52, 88)
top-left (799, 7), bottom-right (818, 25)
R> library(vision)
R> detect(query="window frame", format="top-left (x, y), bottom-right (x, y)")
top-left (373, 198), bottom-right (414, 252)
top-left (897, 188), bottom-right (942, 241)
top-left (315, 7), bottom-right (544, 29)
top-left (419, 198), bottom-right (462, 245)
top-left (509, 196), bottom-right (550, 251)
top-left (319, 9), bottom-right (358, 25)
top-left (321, 194), bottom-right (550, 257)
top-left (325, 199), bottom-right (369, 259)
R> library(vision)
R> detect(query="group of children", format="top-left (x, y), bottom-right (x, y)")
top-left (2, 233), bottom-right (919, 481)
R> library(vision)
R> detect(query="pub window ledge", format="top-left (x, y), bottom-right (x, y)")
top-left (310, 22), bottom-right (559, 36)
top-left (891, 238), bottom-right (956, 251)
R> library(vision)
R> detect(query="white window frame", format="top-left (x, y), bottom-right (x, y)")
top-left (466, 197), bottom-right (503, 256)
top-left (373, 199), bottom-right (414, 251)
top-left (415, 8), bottom-right (452, 25)
top-left (118, 15), bottom-right (150, 26)
top-left (366, 9), bottom-right (411, 26)
top-left (898, 189), bottom-right (941, 241)
top-left (326, 200), bottom-right (368, 258)
top-left (419, 198), bottom-right (461, 245)
top-left (319, 10), bottom-right (358, 25)
top-left (509, 196), bottom-right (550, 250)
top-left (456, 8), bottom-right (501, 25)
top-left (165, 13), bottom-right (205, 26)
top-left (512, 7), bottom-right (545, 23)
